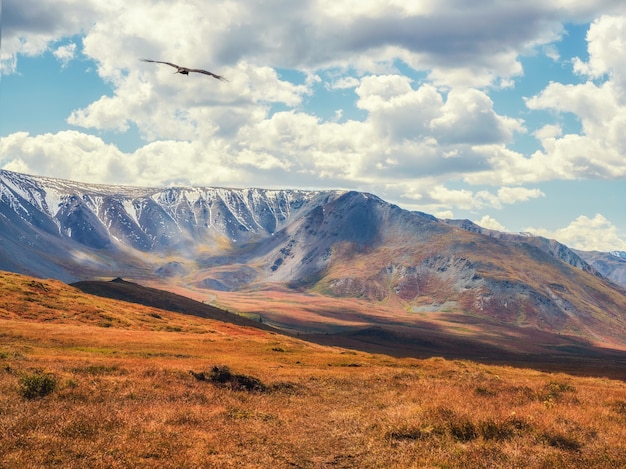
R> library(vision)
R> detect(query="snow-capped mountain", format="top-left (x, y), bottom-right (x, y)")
top-left (2, 169), bottom-right (626, 347)
top-left (575, 249), bottom-right (626, 288)
top-left (0, 169), bottom-right (338, 250)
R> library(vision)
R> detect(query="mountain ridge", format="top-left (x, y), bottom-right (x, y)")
top-left (2, 169), bottom-right (626, 351)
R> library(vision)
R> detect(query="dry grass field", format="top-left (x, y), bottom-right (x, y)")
top-left (2, 271), bottom-right (626, 468)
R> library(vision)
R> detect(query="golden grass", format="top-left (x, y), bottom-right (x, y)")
top-left (1, 271), bottom-right (626, 468)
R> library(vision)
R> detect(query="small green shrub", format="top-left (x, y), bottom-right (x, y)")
top-left (72, 365), bottom-right (121, 375)
top-left (19, 371), bottom-right (58, 399)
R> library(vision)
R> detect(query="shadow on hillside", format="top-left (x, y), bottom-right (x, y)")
top-left (305, 325), bottom-right (626, 381)
top-left (72, 278), bottom-right (626, 381)
top-left (71, 278), bottom-right (279, 333)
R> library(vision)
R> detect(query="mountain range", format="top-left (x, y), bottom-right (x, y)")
top-left (2, 169), bottom-right (626, 357)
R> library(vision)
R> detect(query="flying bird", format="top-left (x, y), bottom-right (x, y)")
top-left (140, 58), bottom-right (227, 82)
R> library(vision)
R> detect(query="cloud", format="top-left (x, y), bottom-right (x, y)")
top-left (475, 215), bottom-right (507, 232)
top-left (4, 0), bottom-right (619, 81)
top-left (430, 89), bottom-right (525, 145)
top-left (52, 42), bottom-right (77, 66)
top-left (425, 185), bottom-right (543, 211)
top-left (522, 16), bottom-right (626, 181)
top-left (67, 59), bottom-right (310, 140)
top-left (329, 76), bottom-right (360, 90)
top-left (0, 131), bottom-right (128, 183)
top-left (533, 124), bottom-right (562, 140)
top-left (2, 0), bottom-right (102, 70)
top-left (544, 44), bottom-right (560, 61)
top-left (572, 14), bottom-right (626, 88)
top-left (3, 0), bottom-right (626, 223)
top-left (526, 214), bottom-right (626, 251)
top-left (496, 186), bottom-right (544, 205)
top-left (356, 76), bottom-right (443, 141)
top-left (62, 66), bottom-right (523, 194)
top-left (468, 28), bottom-right (626, 187)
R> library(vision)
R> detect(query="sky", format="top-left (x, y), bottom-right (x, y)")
top-left (1, 0), bottom-right (626, 252)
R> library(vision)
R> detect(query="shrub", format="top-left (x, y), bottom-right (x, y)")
top-left (540, 432), bottom-right (582, 452)
top-left (19, 371), bottom-right (58, 399)
top-left (474, 386), bottom-right (497, 396)
top-left (478, 417), bottom-right (530, 441)
top-left (612, 400), bottom-right (626, 415)
top-left (190, 366), bottom-right (267, 392)
top-left (543, 381), bottom-right (575, 399)
top-left (449, 418), bottom-right (478, 442)
top-left (387, 409), bottom-right (533, 444)
top-left (387, 426), bottom-right (433, 441)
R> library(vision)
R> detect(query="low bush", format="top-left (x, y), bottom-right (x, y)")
top-left (387, 410), bottom-right (533, 444)
top-left (190, 365), bottom-right (267, 392)
top-left (540, 432), bottom-right (582, 452)
top-left (19, 371), bottom-right (58, 399)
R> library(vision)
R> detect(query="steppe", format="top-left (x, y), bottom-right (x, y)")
top-left (2, 271), bottom-right (626, 468)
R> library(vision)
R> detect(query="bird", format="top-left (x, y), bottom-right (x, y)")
top-left (140, 58), bottom-right (227, 82)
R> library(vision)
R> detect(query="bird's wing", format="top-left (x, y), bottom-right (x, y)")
top-left (188, 68), bottom-right (228, 82)
top-left (140, 59), bottom-right (180, 69)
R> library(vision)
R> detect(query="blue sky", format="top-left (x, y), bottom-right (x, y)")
top-left (2, 1), bottom-right (626, 252)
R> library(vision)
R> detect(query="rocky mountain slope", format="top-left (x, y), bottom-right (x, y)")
top-left (2, 169), bottom-right (626, 349)
top-left (575, 250), bottom-right (626, 287)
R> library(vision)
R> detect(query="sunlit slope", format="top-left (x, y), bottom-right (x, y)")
top-left (2, 271), bottom-right (626, 468)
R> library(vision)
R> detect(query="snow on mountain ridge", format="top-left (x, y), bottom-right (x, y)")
top-left (4, 169), bottom-right (626, 351)
top-left (0, 169), bottom-right (342, 248)
top-left (610, 251), bottom-right (626, 260)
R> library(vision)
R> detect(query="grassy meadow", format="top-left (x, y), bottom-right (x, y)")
top-left (1, 271), bottom-right (626, 468)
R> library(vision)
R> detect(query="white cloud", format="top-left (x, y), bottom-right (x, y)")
top-left (533, 124), bottom-right (562, 140)
top-left (52, 42), bottom-right (77, 66)
top-left (526, 214), bottom-right (626, 251)
top-left (428, 186), bottom-right (484, 210)
top-left (3, 0), bottom-right (626, 224)
top-left (544, 44), bottom-right (560, 62)
top-left (497, 186), bottom-right (544, 205)
top-left (3, 0), bottom-right (614, 82)
top-left (522, 15), bottom-right (626, 181)
top-left (356, 76), bottom-right (443, 140)
top-left (430, 89), bottom-right (525, 145)
top-left (426, 185), bottom-right (543, 211)
top-left (0, 131), bottom-right (128, 184)
top-left (573, 14), bottom-right (626, 88)
top-left (475, 215), bottom-right (507, 232)
top-left (1, 0), bottom-right (104, 71)
top-left (329, 76), bottom-right (360, 90)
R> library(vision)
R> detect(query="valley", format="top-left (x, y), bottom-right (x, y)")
top-left (83, 277), bottom-right (626, 380)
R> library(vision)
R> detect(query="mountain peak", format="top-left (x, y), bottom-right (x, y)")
top-left (3, 169), bottom-right (626, 349)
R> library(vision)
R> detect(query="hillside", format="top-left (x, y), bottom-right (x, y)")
top-left (1, 270), bottom-right (626, 468)
top-left (72, 276), bottom-right (626, 380)
top-left (2, 169), bottom-right (626, 353)
top-left (71, 277), bottom-right (278, 332)
top-left (576, 250), bottom-right (626, 288)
